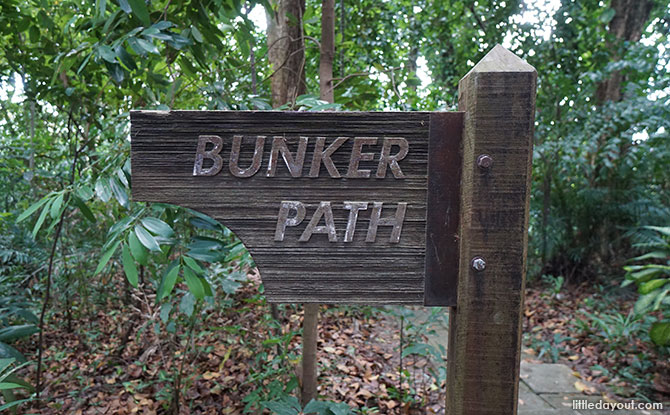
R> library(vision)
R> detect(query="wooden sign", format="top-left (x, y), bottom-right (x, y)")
top-left (131, 111), bottom-right (462, 305)
top-left (131, 45), bottom-right (537, 415)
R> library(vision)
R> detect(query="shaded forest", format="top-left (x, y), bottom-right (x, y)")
top-left (0, 0), bottom-right (669, 413)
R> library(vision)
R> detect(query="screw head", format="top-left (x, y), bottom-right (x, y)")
top-left (471, 256), bottom-right (486, 272)
top-left (477, 154), bottom-right (493, 169)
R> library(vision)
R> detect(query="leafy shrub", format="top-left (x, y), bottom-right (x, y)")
top-left (623, 226), bottom-right (670, 346)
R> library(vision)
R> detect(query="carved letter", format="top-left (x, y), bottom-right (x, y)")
top-left (275, 201), bottom-right (306, 241)
top-left (267, 136), bottom-right (308, 177)
top-left (346, 137), bottom-right (377, 178)
top-left (366, 202), bottom-right (407, 243)
top-left (343, 202), bottom-right (368, 242)
top-left (299, 202), bottom-right (337, 242)
top-left (230, 135), bottom-right (265, 177)
top-left (193, 135), bottom-right (223, 176)
top-left (308, 137), bottom-right (348, 178)
top-left (376, 137), bottom-right (409, 178)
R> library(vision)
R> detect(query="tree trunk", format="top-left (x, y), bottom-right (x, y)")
top-left (319, 0), bottom-right (335, 102)
top-left (266, 0), bottom-right (307, 108)
top-left (595, 0), bottom-right (654, 103)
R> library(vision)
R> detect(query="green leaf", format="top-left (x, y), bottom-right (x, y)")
top-left (0, 343), bottom-right (25, 363)
top-left (650, 321), bottom-right (670, 346)
top-left (98, 45), bottom-right (117, 63)
top-left (73, 196), bottom-right (96, 223)
top-left (630, 251), bottom-right (668, 262)
top-left (182, 255), bottom-right (203, 275)
top-left (634, 291), bottom-right (658, 315)
top-left (97, 0), bottom-right (107, 15)
top-left (645, 226), bottom-right (670, 237)
top-left (0, 325), bottom-right (38, 343)
top-left (134, 224), bottom-right (161, 252)
top-left (141, 217), bottom-right (174, 238)
top-left (179, 292), bottom-right (196, 316)
top-left (16, 195), bottom-right (50, 222)
top-left (128, 0), bottom-right (150, 25)
top-left (639, 278), bottom-right (668, 295)
top-left (262, 396), bottom-right (302, 415)
top-left (49, 192), bottom-right (64, 219)
top-left (94, 240), bottom-right (121, 275)
top-left (121, 244), bottom-right (138, 288)
top-left (157, 262), bottom-right (180, 301)
top-left (0, 383), bottom-right (25, 390)
top-left (109, 176), bottom-right (128, 207)
top-left (118, 0), bottom-right (132, 13)
top-left (32, 200), bottom-right (52, 239)
top-left (183, 267), bottom-right (204, 299)
top-left (95, 178), bottom-right (112, 202)
top-left (136, 38), bottom-right (159, 55)
top-left (0, 398), bottom-right (33, 412)
top-left (191, 25), bottom-right (203, 42)
top-left (128, 232), bottom-right (148, 266)
top-left (599, 8), bottom-right (616, 23)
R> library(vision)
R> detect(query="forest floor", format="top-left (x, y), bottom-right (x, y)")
top-left (9, 274), bottom-right (670, 414)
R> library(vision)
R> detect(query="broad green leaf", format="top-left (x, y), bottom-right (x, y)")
top-left (0, 398), bottom-right (32, 412)
top-left (95, 178), bottom-right (112, 202)
top-left (220, 278), bottom-right (241, 295)
top-left (128, 232), bottom-right (148, 266)
top-left (262, 396), bottom-right (301, 415)
top-left (179, 292), bottom-right (195, 316)
top-left (94, 240), bottom-right (121, 275)
top-left (634, 291), bottom-right (658, 315)
top-left (186, 248), bottom-right (226, 262)
top-left (73, 196), bottom-right (96, 223)
top-left (645, 226), bottom-right (670, 237)
top-left (16, 195), bottom-right (50, 222)
top-left (136, 38), bottom-right (159, 55)
top-left (49, 192), bottom-right (64, 219)
top-left (0, 343), bottom-right (25, 363)
top-left (97, 45), bottom-right (116, 63)
top-left (109, 176), bottom-right (128, 207)
top-left (191, 25), bottom-right (203, 42)
top-left (182, 256), bottom-right (203, 275)
top-left (0, 325), bottom-right (38, 343)
top-left (118, 0), bottom-right (131, 13)
top-left (116, 168), bottom-right (129, 187)
top-left (183, 267), bottom-right (204, 299)
top-left (128, 0), bottom-right (150, 25)
top-left (157, 263), bottom-right (180, 301)
top-left (134, 224), bottom-right (161, 252)
top-left (630, 251), bottom-right (668, 261)
top-left (121, 244), bottom-right (138, 287)
top-left (650, 321), bottom-right (670, 346)
top-left (151, 21), bottom-right (173, 30)
top-left (0, 383), bottom-right (24, 390)
top-left (639, 279), bottom-right (668, 295)
top-left (32, 200), bottom-right (52, 238)
top-left (141, 217), bottom-right (174, 238)
top-left (96, 0), bottom-right (107, 15)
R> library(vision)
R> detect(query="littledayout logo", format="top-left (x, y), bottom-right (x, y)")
top-left (572, 399), bottom-right (664, 412)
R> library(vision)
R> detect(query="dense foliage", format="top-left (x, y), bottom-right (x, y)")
top-left (0, 0), bottom-right (669, 411)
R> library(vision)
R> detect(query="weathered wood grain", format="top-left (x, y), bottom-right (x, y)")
top-left (130, 111), bottom-right (463, 304)
top-left (446, 45), bottom-right (537, 414)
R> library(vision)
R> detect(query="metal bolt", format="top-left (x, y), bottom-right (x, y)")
top-left (471, 256), bottom-right (486, 272)
top-left (477, 154), bottom-right (493, 169)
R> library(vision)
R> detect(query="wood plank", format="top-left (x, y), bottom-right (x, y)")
top-left (446, 45), bottom-right (537, 414)
top-left (130, 111), bottom-right (463, 304)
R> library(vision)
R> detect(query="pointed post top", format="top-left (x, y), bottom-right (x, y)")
top-left (462, 45), bottom-right (536, 79)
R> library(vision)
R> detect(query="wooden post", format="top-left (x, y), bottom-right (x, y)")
top-left (446, 45), bottom-right (537, 414)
